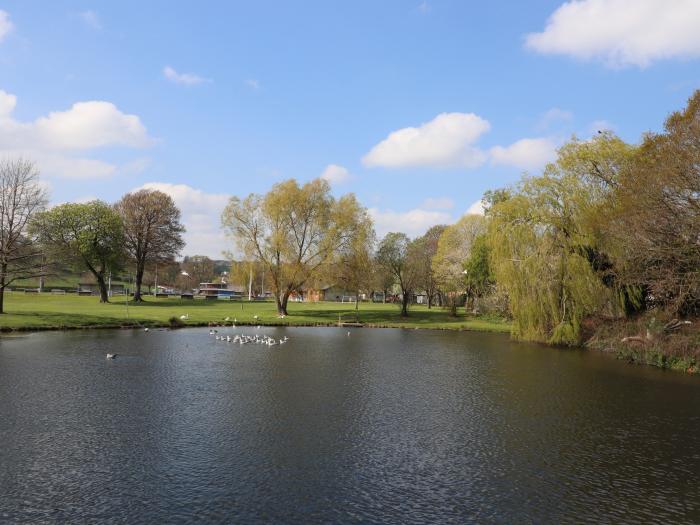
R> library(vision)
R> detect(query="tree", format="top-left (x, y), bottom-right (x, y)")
top-left (372, 255), bottom-right (395, 303)
top-left (411, 224), bottom-right (447, 308)
top-left (181, 255), bottom-right (216, 287)
top-left (606, 91), bottom-right (700, 315)
top-left (115, 189), bottom-right (185, 302)
top-left (326, 216), bottom-right (375, 310)
top-left (432, 214), bottom-right (486, 316)
top-left (222, 178), bottom-right (368, 315)
top-left (0, 159), bottom-right (48, 314)
top-left (32, 201), bottom-right (124, 303)
top-left (376, 232), bottom-right (420, 317)
top-left (463, 234), bottom-right (493, 313)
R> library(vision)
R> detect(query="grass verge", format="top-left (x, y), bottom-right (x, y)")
top-left (0, 292), bottom-right (511, 333)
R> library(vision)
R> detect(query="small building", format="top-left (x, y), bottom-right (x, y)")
top-left (197, 282), bottom-right (244, 299)
top-left (294, 284), bottom-right (359, 302)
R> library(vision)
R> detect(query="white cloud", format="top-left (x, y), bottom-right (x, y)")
top-left (135, 182), bottom-right (230, 258)
top-left (320, 164), bottom-right (351, 184)
top-left (163, 66), bottom-right (211, 86)
top-left (490, 137), bottom-right (557, 170)
top-left (34, 101), bottom-right (152, 150)
top-left (369, 207), bottom-right (451, 239)
top-left (525, 0), bottom-right (700, 68)
top-left (363, 112), bottom-right (490, 168)
top-left (466, 199), bottom-right (485, 216)
top-left (0, 10), bottom-right (13, 42)
top-left (537, 107), bottom-right (573, 130)
top-left (78, 10), bottom-right (101, 30)
top-left (421, 197), bottom-right (454, 210)
top-left (0, 89), bottom-right (153, 179)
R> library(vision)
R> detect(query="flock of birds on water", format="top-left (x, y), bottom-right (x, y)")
top-left (105, 315), bottom-right (352, 359)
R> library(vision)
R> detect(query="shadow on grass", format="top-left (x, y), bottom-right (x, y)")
top-left (1, 311), bottom-right (133, 328)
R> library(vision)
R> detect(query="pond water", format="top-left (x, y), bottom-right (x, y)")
top-left (1, 327), bottom-right (699, 524)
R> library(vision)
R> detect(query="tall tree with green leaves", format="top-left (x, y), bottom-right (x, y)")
top-left (222, 178), bottom-right (369, 315)
top-left (32, 201), bottom-right (124, 303)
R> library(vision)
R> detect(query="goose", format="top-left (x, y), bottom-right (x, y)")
top-left (224, 317), bottom-right (230, 322)
top-left (209, 330), bottom-right (216, 335)
top-left (106, 353), bottom-right (116, 359)
top-left (180, 314), bottom-right (189, 320)
top-left (144, 327), bottom-right (149, 332)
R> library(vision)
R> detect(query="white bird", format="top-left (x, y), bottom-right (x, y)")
top-left (144, 327), bottom-right (149, 332)
top-left (180, 314), bottom-right (189, 320)
top-left (209, 330), bottom-right (215, 335)
top-left (347, 331), bottom-right (351, 336)
top-left (106, 353), bottom-right (116, 359)
top-left (224, 317), bottom-right (230, 322)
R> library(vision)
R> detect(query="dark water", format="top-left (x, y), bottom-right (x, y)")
top-left (1, 327), bottom-right (700, 524)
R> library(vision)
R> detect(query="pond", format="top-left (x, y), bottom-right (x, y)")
top-left (1, 327), bottom-right (699, 524)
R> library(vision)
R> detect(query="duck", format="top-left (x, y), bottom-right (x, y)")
top-left (144, 327), bottom-right (149, 332)
top-left (106, 353), bottom-right (116, 359)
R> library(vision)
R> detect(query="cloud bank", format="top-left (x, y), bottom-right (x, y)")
top-left (526, 0), bottom-right (700, 68)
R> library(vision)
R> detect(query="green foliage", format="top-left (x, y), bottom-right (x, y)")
top-left (487, 162), bottom-right (616, 346)
top-left (463, 234), bottom-right (492, 298)
top-left (32, 201), bottom-right (124, 302)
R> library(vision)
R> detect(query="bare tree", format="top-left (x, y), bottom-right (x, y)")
top-left (115, 189), bottom-right (185, 302)
top-left (0, 159), bottom-right (48, 313)
top-left (376, 232), bottom-right (421, 317)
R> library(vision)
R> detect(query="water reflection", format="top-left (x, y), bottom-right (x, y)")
top-left (1, 327), bottom-right (699, 523)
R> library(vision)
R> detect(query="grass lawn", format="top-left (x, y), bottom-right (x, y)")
top-left (0, 292), bottom-right (511, 333)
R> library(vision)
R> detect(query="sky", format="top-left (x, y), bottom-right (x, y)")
top-left (0, 0), bottom-right (699, 257)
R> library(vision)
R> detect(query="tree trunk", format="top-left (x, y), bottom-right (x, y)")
top-left (96, 273), bottom-right (109, 303)
top-left (355, 290), bottom-right (359, 311)
top-left (134, 264), bottom-right (145, 302)
top-left (427, 291), bottom-right (433, 309)
top-left (401, 291), bottom-right (410, 317)
top-left (276, 291), bottom-right (290, 316)
top-left (0, 263), bottom-right (6, 314)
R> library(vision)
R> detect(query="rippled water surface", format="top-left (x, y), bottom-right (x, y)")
top-left (1, 327), bottom-right (700, 524)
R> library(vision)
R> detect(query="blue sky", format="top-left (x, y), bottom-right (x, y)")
top-left (0, 0), bottom-right (699, 256)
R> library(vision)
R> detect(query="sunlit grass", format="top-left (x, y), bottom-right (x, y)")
top-left (0, 292), bottom-right (511, 333)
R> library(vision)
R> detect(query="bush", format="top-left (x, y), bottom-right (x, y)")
top-left (168, 316), bottom-right (185, 328)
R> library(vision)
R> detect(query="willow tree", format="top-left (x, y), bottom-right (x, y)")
top-left (326, 214), bottom-right (375, 311)
top-left (32, 201), bottom-right (124, 303)
top-left (488, 133), bottom-right (636, 345)
top-left (222, 178), bottom-right (369, 316)
top-left (432, 214), bottom-right (486, 315)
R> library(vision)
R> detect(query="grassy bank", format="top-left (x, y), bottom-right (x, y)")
top-left (585, 315), bottom-right (700, 373)
top-left (0, 292), bottom-right (511, 333)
